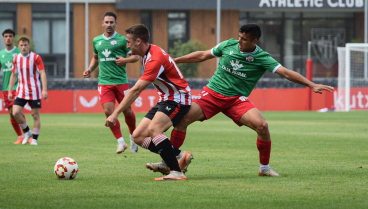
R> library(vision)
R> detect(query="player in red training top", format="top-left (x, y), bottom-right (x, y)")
top-left (8, 36), bottom-right (48, 146)
top-left (105, 24), bottom-right (193, 181)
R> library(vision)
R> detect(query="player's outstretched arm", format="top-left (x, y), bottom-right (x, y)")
top-left (83, 54), bottom-right (99, 78)
top-left (105, 79), bottom-right (151, 127)
top-left (275, 66), bottom-right (334, 94)
top-left (115, 55), bottom-right (139, 66)
top-left (174, 49), bottom-right (214, 64)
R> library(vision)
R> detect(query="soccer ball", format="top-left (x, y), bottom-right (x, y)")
top-left (54, 157), bottom-right (79, 180)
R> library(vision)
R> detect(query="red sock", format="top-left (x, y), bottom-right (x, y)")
top-left (257, 138), bottom-right (271, 165)
top-left (109, 119), bottom-right (122, 139)
top-left (10, 118), bottom-right (23, 137)
top-left (124, 111), bottom-right (136, 135)
top-left (170, 129), bottom-right (186, 149)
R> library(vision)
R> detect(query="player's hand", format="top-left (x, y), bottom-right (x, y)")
top-left (115, 56), bottom-right (127, 66)
top-left (311, 84), bottom-right (334, 94)
top-left (8, 92), bottom-right (13, 101)
top-left (83, 69), bottom-right (91, 78)
top-left (42, 90), bottom-right (48, 100)
top-left (105, 114), bottom-right (117, 127)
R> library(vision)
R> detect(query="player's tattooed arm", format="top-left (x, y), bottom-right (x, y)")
top-left (83, 54), bottom-right (98, 78)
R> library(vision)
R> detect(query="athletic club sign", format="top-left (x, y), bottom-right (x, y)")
top-left (116, 0), bottom-right (364, 10)
top-left (259, 0), bottom-right (364, 8)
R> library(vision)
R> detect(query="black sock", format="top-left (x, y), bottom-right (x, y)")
top-left (23, 126), bottom-right (30, 133)
top-left (173, 147), bottom-right (181, 156)
top-left (156, 139), bottom-right (181, 172)
top-left (33, 134), bottom-right (39, 140)
top-left (148, 141), bottom-right (158, 153)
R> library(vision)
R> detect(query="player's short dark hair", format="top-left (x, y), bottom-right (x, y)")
top-left (239, 24), bottom-right (261, 40)
top-left (2, 29), bottom-right (15, 37)
top-left (125, 24), bottom-right (150, 43)
top-left (18, 36), bottom-right (30, 44)
top-left (103, 12), bottom-right (117, 21)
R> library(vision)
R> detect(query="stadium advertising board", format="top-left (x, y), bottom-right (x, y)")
top-left (4, 88), bottom-right (363, 113)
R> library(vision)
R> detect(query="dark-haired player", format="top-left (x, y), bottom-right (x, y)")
top-left (148, 23), bottom-right (334, 177)
top-left (83, 12), bottom-right (140, 154)
top-left (0, 29), bottom-right (31, 144)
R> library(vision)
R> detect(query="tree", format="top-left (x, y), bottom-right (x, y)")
top-left (169, 39), bottom-right (207, 78)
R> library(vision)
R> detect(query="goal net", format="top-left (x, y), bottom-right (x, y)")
top-left (337, 44), bottom-right (368, 111)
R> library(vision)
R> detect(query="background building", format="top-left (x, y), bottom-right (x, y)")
top-left (0, 0), bottom-right (365, 80)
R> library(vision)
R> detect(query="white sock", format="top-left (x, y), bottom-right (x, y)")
top-left (260, 164), bottom-right (270, 171)
top-left (117, 137), bottom-right (125, 143)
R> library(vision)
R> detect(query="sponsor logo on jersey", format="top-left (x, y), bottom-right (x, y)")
top-left (5, 61), bottom-right (13, 71)
top-left (102, 49), bottom-right (111, 58)
top-left (221, 60), bottom-right (247, 78)
top-left (111, 40), bottom-right (117, 45)
top-left (230, 60), bottom-right (243, 71)
top-left (99, 41), bottom-right (102, 45)
top-left (229, 51), bottom-right (234, 55)
top-left (245, 56), bottom-right (254, 63)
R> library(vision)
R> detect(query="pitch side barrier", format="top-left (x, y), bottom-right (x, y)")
top-left (0, 78), bottom-right (346, 113)
top-left (0, 88), bottom-right (339, 114)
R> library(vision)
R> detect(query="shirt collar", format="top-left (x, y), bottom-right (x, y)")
top-left (5, 46), bottom-right (16, 53)
top-left (103, 31), bottom-right (117, 40)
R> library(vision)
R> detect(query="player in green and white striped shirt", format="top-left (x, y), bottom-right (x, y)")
top-left (147, 23), bottom-right (334, 177)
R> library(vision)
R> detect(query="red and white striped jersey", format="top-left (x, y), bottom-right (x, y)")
top-left (12, 52), bottom-right (45, 100)
top-left (140, 44), bottom-right (191, 105)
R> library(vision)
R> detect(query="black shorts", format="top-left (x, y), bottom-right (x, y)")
top-left (145, 101), bottom-right (191, 127)
top-left (14, 98), bottom-right (42, 108)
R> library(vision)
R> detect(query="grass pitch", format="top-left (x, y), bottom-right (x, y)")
top-left (0, 111), bottom-right (367, 209)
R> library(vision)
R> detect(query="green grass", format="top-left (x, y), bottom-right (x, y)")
top-left (0, 111), bottom-right (367, 209)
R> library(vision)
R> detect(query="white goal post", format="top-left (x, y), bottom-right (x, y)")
top-left (337, 43), bottom-right (368, 111)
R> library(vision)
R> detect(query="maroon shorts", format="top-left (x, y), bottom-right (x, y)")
top-left (97, 84), bottom-right (130, 104)
top-left (2, 90), bottom-right (16, 108)
top-left (192, 86), bottom-right (256, 126)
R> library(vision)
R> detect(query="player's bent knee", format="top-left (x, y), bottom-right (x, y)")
top-left (256, 121), bottom-right (269, 133)
top-left (122, 107), bottom-right (132, 116)
top-left (31, 113), bottom-right (40, 121)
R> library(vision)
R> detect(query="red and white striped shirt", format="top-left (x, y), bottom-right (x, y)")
top-left (12, 52), bottom-right (45, 100)
top-left (140, 45), bottom-right (191, 105)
